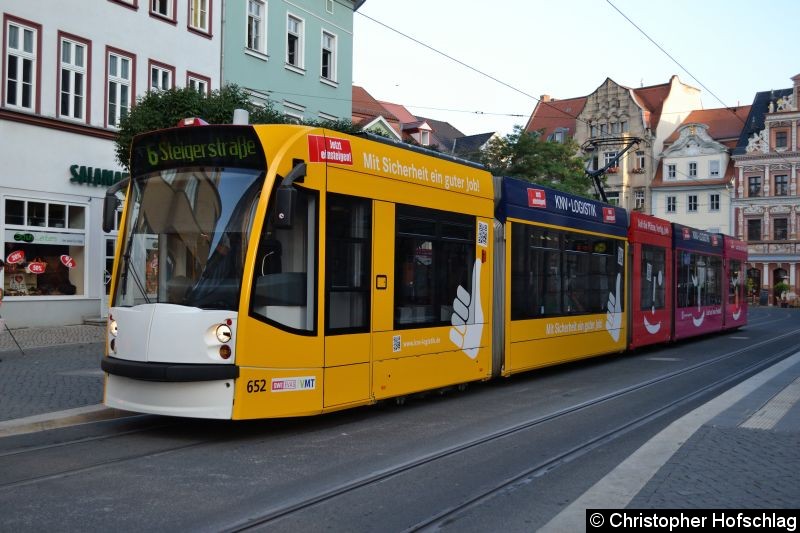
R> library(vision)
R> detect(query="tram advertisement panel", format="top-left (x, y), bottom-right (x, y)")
top-left (672, 224), bottom-right (724, 340)
top-left (723, 235), bottom-right (748, 329)
top-left (628, 212), bottom-right (672, 349)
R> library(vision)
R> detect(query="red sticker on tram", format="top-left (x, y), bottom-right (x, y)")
top-left (308, 135), bottom-right (353, 165)
top-left (602, 207), bottom-right (616, 223)
top-left (527, 188), bottom-right (547, 208)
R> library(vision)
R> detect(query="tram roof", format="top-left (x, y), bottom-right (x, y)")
top-left (496, 176), bottom-right (628, 238)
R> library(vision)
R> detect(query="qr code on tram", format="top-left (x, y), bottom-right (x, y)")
top-left (477, 221), bottom-right (489, 247)
top-left (392, 335), bottom-right (401, 353)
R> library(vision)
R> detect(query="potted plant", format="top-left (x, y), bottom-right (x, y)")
top-left (774, 281), bottom-right (790, 307)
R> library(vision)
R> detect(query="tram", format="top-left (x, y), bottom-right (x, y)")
top-left (100, 123), bottom-right (747, 419)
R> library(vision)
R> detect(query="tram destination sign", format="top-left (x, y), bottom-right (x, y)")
top-left (131, 126), bottom-right (266, 174)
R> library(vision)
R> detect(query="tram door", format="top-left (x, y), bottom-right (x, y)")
top-left (322, 193), bottom-right (375, 408)
top-left (101, 235), bottom-right (117, 318)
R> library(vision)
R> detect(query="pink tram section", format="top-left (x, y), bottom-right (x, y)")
top-left (628, 212), bottom-right (673, 350)
top-left (671, 223), bottom-right (725, 340)
top-left (722, 235), bottom-right (748, 331)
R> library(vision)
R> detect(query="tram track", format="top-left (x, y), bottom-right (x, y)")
top-left (224, 323), bottom-right (800, 531)
top-left (0, 315), bottom-right (795, 525)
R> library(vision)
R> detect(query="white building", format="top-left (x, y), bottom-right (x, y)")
top-left (651, 107), bottom-right (748, 235)
top-left (1, 1), bottom-right (220, 327)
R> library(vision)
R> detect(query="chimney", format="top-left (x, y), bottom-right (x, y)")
top-left (540, 95), bottom-right (551, 103)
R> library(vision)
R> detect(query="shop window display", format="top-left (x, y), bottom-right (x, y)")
top-left (3, 243), bottom-right (83, 296)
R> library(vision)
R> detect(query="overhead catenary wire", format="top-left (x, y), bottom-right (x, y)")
top-left (334, 0), bottom-right (745, 196)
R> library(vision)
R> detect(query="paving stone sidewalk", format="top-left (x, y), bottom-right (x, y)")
top-left (0, 324), bottom-right (105, 353)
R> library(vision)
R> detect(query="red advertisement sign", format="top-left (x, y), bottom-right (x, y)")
top-left (682, 227), bottom-right (691, 240)
top-left (308, 135), bottom-right (353, 165)
top-left (26, 261), bottom-right (46, 274)
top-left (6, 250), bottom-right (25, 264)
top-left (60, 255), bottom-right (77, 269)
top-left (602, 207), bottom-right (616, 223)
top-left (527, 188), bottom-right (547, 208)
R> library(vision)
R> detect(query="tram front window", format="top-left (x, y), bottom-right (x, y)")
top-left (112, 167), bottom-right (263, 311)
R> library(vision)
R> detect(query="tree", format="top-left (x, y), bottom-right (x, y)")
top-left (479, 126), bottom-right (594, 198)
top-left (114, 84), bottom-right (364, 170)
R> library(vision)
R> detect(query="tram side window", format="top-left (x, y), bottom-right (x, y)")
top-left (326, 194), bottom-right (371, 333)
top-left (640, 245), bottom-right (666, 311)
top-left (394, 205), bottom-right (474, 328)
top-left (250, 188), bottom-right (317, 332)
top-left (511, 225), bottom-right (623, 319)
top-left (676, 252), bottom-right (722, 308)
top-left (729, 259), bottom-right (743, 304)
top-left (511, 224), bottom-right (562, 319)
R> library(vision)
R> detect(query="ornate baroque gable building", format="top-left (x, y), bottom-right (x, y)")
top-left (574, 76), bottom-right (702, 212)
top-left (651, 107), bottom-right (749, 235)
top-left (732, 75), bottom-right (800, 301)
top-left (525, 76), bottom-right (702, 211)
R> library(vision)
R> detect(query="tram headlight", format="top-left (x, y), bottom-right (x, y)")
top-left (109, 319), bottom-right (118, 337)
top-left (215, 324), bottom-right (232, 343)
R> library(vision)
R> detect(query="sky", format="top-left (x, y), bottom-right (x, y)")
top-left (352, 0), bottom-right (800, 137)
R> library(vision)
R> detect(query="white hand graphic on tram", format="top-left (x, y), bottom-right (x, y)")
top-left (605, 273), bottom-right (622, 342)
top-left (449, 259), bottom-right (483, 359)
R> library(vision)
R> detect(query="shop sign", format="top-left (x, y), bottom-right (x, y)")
top-left (6, 250), bottom-right (26, 264)
top-left (60, 255), bottom-right (77, 269)
top-left (26, 261), bottom-right (46, 274)
top-left (5, 230), bottom-right (85, 246)
top-left (70, 165), bottom-right (128, 187)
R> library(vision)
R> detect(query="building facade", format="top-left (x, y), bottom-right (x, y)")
top-left (733, 76), bottom-right (800, 303)
top-left (224, 0), bottom-right (363, 122)
top-left (1, 0), bottom-right (221, 327)
top-left (651, 106), bottom-right (749, 235)
top-left (574, 76), bottom-right (702, 213)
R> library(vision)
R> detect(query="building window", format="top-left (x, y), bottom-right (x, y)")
top-left (774, 175), bottom-right (788, 196)
top-left (709, 160), bottom-right (720, 177)
top-left (709, 193), bottom-right (720, 211)
top-left (666, 196), bottom-right (676, 213)
top-left (286, 14), bottom-right (304, 70)
top-left (150, 0), bottom-right (174, 19)
top-left (247, 0), bottom-right (266, 53)
top-left (775, 130), bottom-right (788, 150)
top-left (590, 124), bottom-right (597, 137)
top-left (747, 219), bottom-right (761, 241)
top-left (107, 50), bottom-right (133, 128)
top-left (283, 100), bottom-right (304, 123)
top-left (619, 120), bottom-right (627, 132)
top-left (636, 151), bottom-right (645, 170)
top-left (326, 0), bottom-right (334, 13)
top-left (4, 19), bottom-right (39, 111)
top-left (187, 73), bottom-right (210, 95)
top-left (149, 61), bottom-right (174, 91)
top-left (59, 36), bottom-right (88, 121)
top-left (774, 218), bottom-right (788, 241)
top-left (189, 0), bottom-right (210, 33)
top-left (688, 162), bottom-right (697, 178)
top-left (606, 191), bottom-right (619, 206)
top-left (599, 123), bottom-right (608, 135)
top-left (748, 176), bottom-right (761, 197)
top-left (604, 151), bottom-right (617, 167)
top-left (634, 188), bottom-right (645, 210)
top-left (688, 195), bottom-right (698, 212)
top-left (611, 122), bottom-right (621, 134)
top-left (667, 164), bottom-right (676, 179)
top-left (3, 199), bottom-right (86, 298)
top-left (321, 31), bottom-right (336, 82)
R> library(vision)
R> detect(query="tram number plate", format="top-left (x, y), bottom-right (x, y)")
top-left (246, 379), bottom-right (268, 393)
